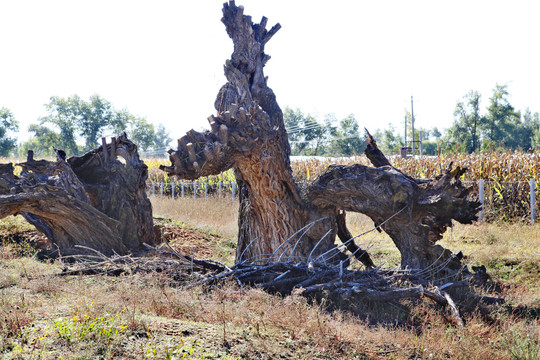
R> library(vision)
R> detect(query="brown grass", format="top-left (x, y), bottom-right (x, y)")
top-left (0, 197), bottom-right (538, 359)
top-left (0, 256), bottom-right (537, 359)
top-left (150, 195), bottom-right (239, 241)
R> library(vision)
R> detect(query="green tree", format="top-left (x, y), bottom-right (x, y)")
top-left (37, 96), bottom-right (80, 155)
top-left (447, 90), bottom-right (483, 153)
top-left (525, 109), bottom-right (540, 150)
top-left (374, 123), bottom-right (403, 155)
top-left (283, 107), bottom-right (308, 155)
top-left (153, 124), bottom-right (173, 150)
top-left (302, 114), bottom-right (324, 156)
top-left (431, 127), bottom-right (442, 140)
top-left (21, 95), bottom-right (170, 156)
top-left (20, 124), bottom-right (63, 157)
top-left (482, 84), bottom-right (522, 150)
top-left (283, 107), bottom-right (336, 156)
top-left (126, 116), bottom-right (155, 151)
top-left (331, 114), bottom-right (365, 156)
top-left (421, 141), bottom-right (438, 155)
top-left (0, 108), bottom-right (19, 157)
top-left (519, 108), bottom-right (539, 151)
top-left (77, 94), bottom-right (126, 151)
top-left (318, 114), bottom-right (338, 156)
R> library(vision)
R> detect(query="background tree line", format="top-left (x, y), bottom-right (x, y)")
top-left (283, 108), bottom-right (366, 156)
top-left (283, 83), bottom-right (539, 156)
top-left (443, 84), bottom-right (540, 153)
top-left (284, 107), bottom-right (443, 157)
top-left (1, 84), bottom-right (539, 158)
top-left (0, 94), bottom-right (172, 158)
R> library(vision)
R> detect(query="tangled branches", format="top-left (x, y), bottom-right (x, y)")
top-left (53, 243), bottom-right (502, 327)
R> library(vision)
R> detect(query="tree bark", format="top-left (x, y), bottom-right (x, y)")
top-left (160, 1), bottom-right (480, 270)
top-left (160, 2), bottom-right (339, 263)
top-left (0, 133), bottom-right (154, 256)
top-left (68, 133), bottom-right (155, 251)
top-left (307, 163), bottom-right (478, 269)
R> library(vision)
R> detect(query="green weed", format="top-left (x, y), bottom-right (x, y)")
top-left (53, 303), bottom-right (127, 343)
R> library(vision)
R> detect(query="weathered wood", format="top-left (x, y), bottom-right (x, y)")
top-left (0, 163), bottom-right (17, 194)
top-left (307, 163), bottom-right (480, 270)
top-left (101, 137), bottom-right (109, 163)
top-left (218, 125), bottom-right (228, 145)
top-left (187, 143), bottom-right (196, 163)
top-left (443, 291), bottom-right (464, 326)
top-left (110, 137), bottom-right (116, 158)
top-left (0, 157), bottom-right (124, 255)
top-left (56, 251), bottom-right (504, 322)
top-left (68, 133), bottom-right (155, 251)
top-left (208, 115), bottom-right (220, 133)
top-left (0, 132), bottom-right (154, 256)
top-left (364, 130), bottom-right (392, 168)
top-left (160, 1), bottom-right (480, 272)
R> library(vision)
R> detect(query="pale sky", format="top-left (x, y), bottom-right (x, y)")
top-left (1, 0), bottom-right (539, 149)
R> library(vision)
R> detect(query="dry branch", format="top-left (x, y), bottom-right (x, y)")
top-left (53, 248), bottom-right (503, 325)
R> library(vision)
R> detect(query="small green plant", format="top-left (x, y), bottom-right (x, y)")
top-left (53, 303), bottom-right (127, 343)
top-left (144, 338), bottom-right (200, 359)
top-left (504, 324), bottom-right (540, 360)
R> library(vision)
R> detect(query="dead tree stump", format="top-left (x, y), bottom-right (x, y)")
top-left (0, 133), bottom-right (154, 256)
top-left (160, 1), bottom-right (480, 273)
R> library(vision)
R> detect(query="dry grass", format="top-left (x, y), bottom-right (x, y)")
top-left (0, 253), bottom-right (538, 359)
top-left (150, 195), bottom-right (239, 241)
top-left (150, 195), bottom-right (540, 278)
top-left (440, 222), bottom-right (540, 307)
top-left (1, 197), bottom-right (539, 359)
top-left (150, 196), bottom-right (401, 268)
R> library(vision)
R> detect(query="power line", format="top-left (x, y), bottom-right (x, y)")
top-left (286, 122), bottom-right (327, 134)
top-left (289, 133), bottom-right (363, 145)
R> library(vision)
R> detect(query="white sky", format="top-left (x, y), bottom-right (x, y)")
top-left (1, 0), bottom-right (539, 147)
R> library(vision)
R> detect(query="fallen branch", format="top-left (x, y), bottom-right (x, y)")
top-left (50, 247), bottom-right (505, 326)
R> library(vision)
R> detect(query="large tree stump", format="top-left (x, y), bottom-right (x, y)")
top-left (160, 1), bottom-right (480, 271)
top-left (0, 133), bottom-right (155, 256)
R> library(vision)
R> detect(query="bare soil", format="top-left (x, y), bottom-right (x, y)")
top-left (1, 218), bottom-right (224, 262)
top-left (0, 227), bottom-right (50, 250)
top-left (154, 219), bottom-right (224, 260)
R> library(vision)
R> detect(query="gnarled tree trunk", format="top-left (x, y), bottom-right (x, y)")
top-left (161, 1), bottom-right (480, 271)
top-left (0, 133), bottom-right (155, 256)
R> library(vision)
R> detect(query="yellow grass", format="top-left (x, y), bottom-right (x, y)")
top-left (1, 155), bottom-right (539, 359)
top-left (150, 195), bottom-right (239, 241)
top-left (0, 233), bottom-right (538, 359)
top-left (0, 194), bottom-right (537, 359)
top-left (149, 196), bottom-right (540, 302)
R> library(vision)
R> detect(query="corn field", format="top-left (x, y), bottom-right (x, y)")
top-left (3, 152), bottom-right (539, 222)
top-left (147, 152), bottom-right (540, 222)
top-left (147, 152), bottom-right (540, 182)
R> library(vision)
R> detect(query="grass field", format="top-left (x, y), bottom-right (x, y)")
top-left (1, 195), bottom-right (538, 359)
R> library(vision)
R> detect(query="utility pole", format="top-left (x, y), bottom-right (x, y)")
top-left (419, 130), bottom-right (423, 157)
top-left (404, 115), bottom-right (407, 148)
top-left (411, 96), bottom-right (415, 156)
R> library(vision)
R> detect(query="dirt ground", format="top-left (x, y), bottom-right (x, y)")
top-left (0, 217), bottom-right (228, 262)
top-left (154, 219), bottom-right (226, 260)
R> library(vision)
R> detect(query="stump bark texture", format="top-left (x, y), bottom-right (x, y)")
top-left (160, 1), bottom-right (480, 271)
top-left (0, 133), bottom-right (154, 256)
